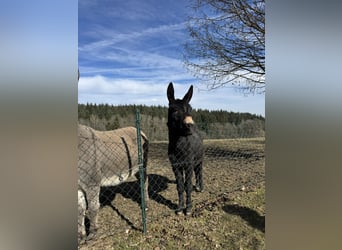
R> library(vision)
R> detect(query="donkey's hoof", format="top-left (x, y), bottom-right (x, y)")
top-left (175, 207), bottom-right (184, 216)
top-left (185, 205), bottom-right (192, 216)
top-left (86, 232), bottom-right (96, 242)
top-left (176, 210), bottom-right (184, 216)
top-left (195, 186), bottom-right (204, 192)
top-left (78, 238), bottom-right (86, 245)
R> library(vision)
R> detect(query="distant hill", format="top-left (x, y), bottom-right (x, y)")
top-left (78, 103), bottom-right (265, 140)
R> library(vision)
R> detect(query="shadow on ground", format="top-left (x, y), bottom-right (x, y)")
top-left (99, 174), bottom-right (177, 210)
top-left (148, 174), bottom-right (178, 210)
top-left (222, 204), bottom-right (265, 233)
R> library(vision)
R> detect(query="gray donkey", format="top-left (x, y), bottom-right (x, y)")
top-left (78, 124), bottom-right (149, 243)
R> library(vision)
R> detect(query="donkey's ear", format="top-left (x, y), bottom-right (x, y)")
top-left (183, 85), bottom-right (193, 103)
top-left (167, 82), bottom-right (175, 102)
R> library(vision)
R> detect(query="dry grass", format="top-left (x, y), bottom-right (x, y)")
top-left (79, 138), bottom-right (265, 250)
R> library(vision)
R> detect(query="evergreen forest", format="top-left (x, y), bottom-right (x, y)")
top-left (78, 104), bottom-right (265, 141)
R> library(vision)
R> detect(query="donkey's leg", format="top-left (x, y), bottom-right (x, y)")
top-left (86, 186), bottom-right (100, 241)
top-left (144, 173), bottom-right (149, 208)
top-left (194, 162), bottom-right (204, 192)
top-left (143, 139), bottom-right (149, 207)
top-left (185, 165), bottom-right (194, 215)
top-left (172, 166), bottom-right (185, 214)
top-left (78, 190), bottom-right (86, 244)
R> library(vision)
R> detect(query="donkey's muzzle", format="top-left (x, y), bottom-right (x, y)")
top-left (183, 116), bottom-right (194, 125)
top-left (183, 116), bottom-right (194, 135)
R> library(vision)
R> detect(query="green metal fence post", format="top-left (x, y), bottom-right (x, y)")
top-left (135, 109), bottom-right (147, 234)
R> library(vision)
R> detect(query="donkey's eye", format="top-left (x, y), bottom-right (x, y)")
top-left (183, 107), bottom-right (191, 114)
top-left (172, 111), bottom-right (181, 120)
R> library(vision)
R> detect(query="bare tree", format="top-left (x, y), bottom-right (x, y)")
top-left (184, 0), bottom-right (265, 93)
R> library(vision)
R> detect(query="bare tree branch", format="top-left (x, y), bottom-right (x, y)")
top-left (184, 0), bottom-right (265, 93)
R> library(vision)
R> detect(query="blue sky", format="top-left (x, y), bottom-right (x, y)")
top-left (78, 0), bottom-right (265, 116)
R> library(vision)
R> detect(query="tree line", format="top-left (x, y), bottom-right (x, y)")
top-left (78, 103), bottom-right (265, 141)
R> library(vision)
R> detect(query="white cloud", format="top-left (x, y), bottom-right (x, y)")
top-left (79, 75), bottom-right (165, 95)
top-left (78, 76), bottom-right (265, 116)
top-left (79, 22), bottom-right (186, 53)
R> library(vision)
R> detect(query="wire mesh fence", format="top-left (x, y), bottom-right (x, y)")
top-left (78, 110), bottom-right (265, 247)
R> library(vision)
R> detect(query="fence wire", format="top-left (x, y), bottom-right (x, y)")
top-left (78, 112), bottom-right (265, 247)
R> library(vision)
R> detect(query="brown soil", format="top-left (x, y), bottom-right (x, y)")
top-left (79, 138), bottom-right (265, 249)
